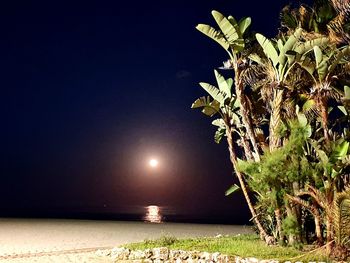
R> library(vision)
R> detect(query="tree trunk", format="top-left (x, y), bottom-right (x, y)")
top-left (225, 126), bottom-right (274, 244)
top-left (286, 203), bottom-right (299, 245)
top-left (274, 208), bottom-right (284, 244)
top-left (292, 182), bottom-right (302, 243)
top-left (314, 207), bottom-right (323, 245)
top-left (238, 127), bottom-right (254, 161)
top-left (269, 89), bottom-right (284, 151)
top-left (320, 99), bottom-right (330, 143)
top-left (234, 71), bottom-right (261, 161)
top-left (241, 135), bottom-right (254, 161)
top-left (326, 214), bottom-right (334, 254)
top-left (286, 195), bottom-right (323, 244)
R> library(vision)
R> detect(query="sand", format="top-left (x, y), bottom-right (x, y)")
top-left (0, 218), bottom-right (252, 262)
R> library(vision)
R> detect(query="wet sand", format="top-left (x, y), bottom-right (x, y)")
top-left (0, 218), bottom-right (252, 262)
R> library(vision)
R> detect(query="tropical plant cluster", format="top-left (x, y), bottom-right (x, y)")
top-left (192, 0), bottom-right (350, 259)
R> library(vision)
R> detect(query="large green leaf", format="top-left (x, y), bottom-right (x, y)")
top-left (294, 37), bottom-right (329, 54)
top-left (225, 184), bottom-right (240, 196)
top-left (238, 17), bottom-right (251, 35)
top-left (196, 24), bottom-right (230, 50)
top-left (297, 112), bottom-right (308, 127)
top-left (226, 78), bottom-right (234, 91)
top-left (214, 127), bottom-right (226, 144)
top-left (279, 28), bottom-right (302, 66)
top-left (311, 140), bottom-right (329, 166)
top-left (338, 106), bottom-right (348, 115)
top-left (277, 39), bottom-right (285, 66)
top-left (345, 86), bottom-right (350, 100)
top-left (199, 82), bottom-right (226, 105)
top-left (283, 28), bottom-right (302, 52)
top-left (227, 15), bottom-right (238, 28)
top-left (314, 46), bottom-right (323, 69)
top-left (285, 50), bottom-right (297, 65)
top-left (191, 96), bottom-right (220, 117)
top-left (256, 33), bottom-right (279, 67)
top-left (212, 118), bottom-right (225, 127)
top-left (249, 53), bottom-right (265, 65)
top-left (288, 51), bottom-right (315, 75)
top-left (212, 11), bottom-right (240, 43)
top-left (191, 96), bottom-right (209, 109)
top-left (214, 70), bottom-right (231, 97)
top-left (330, 141), bottom-right (349, 163)
top-left (313, 45), bottom-right (328, 81)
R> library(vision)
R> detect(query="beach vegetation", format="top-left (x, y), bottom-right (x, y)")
top-left (192, 0), bottom-right (350, 259)
top-left (125, 234), bottom-right (330, 261)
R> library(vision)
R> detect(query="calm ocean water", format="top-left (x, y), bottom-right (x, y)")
top-left (1, 204), bottom-right (250, 225)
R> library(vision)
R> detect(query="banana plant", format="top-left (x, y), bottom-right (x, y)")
top-left (293, 45), bottom-right (350, 143)
top-left (191, 70), bottom-right (274, 244)
top-left (249, 28), bottom-right (328, 151)
top-left (196, 11), bottom-right (262, 163)
top-left (196, 11), bottom-right (250, 58)
top-left (251, 28), bottom-right (329, 151)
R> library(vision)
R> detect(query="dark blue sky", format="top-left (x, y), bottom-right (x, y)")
top-left (0, 0), bottom-right (296, 222)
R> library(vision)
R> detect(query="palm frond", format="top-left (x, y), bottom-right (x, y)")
top-left (333, 186), bottom-right (350, 246)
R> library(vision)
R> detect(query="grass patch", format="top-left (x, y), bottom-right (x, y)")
top-left (125, 234), bottom-right (331, 262)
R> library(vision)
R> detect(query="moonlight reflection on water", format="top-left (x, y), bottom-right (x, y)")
top-left (144, 205), bottom-right (162, 223)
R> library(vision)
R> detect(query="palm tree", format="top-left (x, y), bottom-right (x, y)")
top-left (193, 4), bottom-right (350, 252)
top-left (295, 45), bottom-right (350, 143)
top-left (251, 28), bottom-right (329, 151)
top-left (191, 71), bottom-right (273, 244)
top-left (333, 186), bottom-right (350, 257)
top-left (196, 11), bottom-right (261, 162)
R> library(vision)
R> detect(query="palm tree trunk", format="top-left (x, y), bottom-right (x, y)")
top-left (274, 208), bottom-right (284, 244)
top-left (241, 134), bottom-right (254, 161)
top-left (286, 203), bottom-right (299, 245)
top-left (292, 182), bottom-right (302, 243)
top-left (286, 195), bottom-right (323, 244)
top-left (269, 89), bottom-right (284, 151)
top-left (225, 126), bottom-right (273, 244)
top-left (320, 99), bottom-right (330, 143)
top-left (235, 72), bottom-right (261, 161)
top-left (326, 214), bottom-right (334, 254)
top-left (314, 207), bottom-right (323, 245)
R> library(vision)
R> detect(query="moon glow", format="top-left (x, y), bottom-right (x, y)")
top-left (149, 159), bottom-right (159, 168)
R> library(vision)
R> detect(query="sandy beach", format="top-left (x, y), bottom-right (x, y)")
top-left (0, 218), bottom-right (252, 262)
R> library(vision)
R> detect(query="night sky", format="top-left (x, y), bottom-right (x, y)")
top-left (0, 0), bottom-right (296, 223)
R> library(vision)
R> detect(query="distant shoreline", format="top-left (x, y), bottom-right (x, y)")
top-left (0, 211), bottom-right (251, 225)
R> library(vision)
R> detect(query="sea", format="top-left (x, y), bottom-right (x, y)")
top-left (1, 204), bottom-right (250, 225)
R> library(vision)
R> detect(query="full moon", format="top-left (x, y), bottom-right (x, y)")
top-left (149, 159), bottom-right (158, 168)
